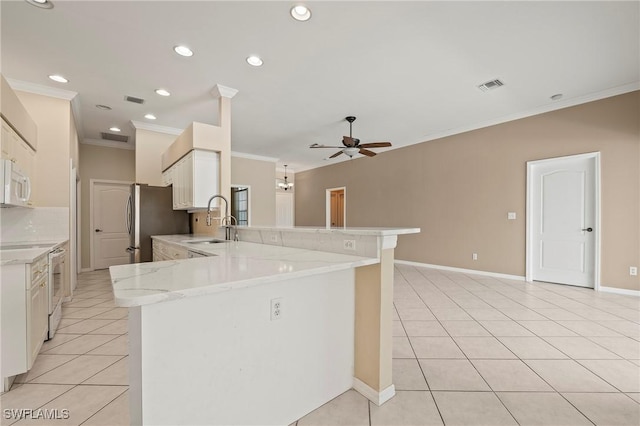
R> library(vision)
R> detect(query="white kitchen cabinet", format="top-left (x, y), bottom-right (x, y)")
top-left (1, 253), bottom-right (49, 389)
top-left (1, 118), bottom-right (36, 185)
top-left (162, 149), bottom-right (219, 210)
top-left (152, 239), bottom-right (187, 261)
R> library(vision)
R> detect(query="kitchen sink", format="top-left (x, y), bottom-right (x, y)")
top-left (183, 239), bottom-right (229, 245)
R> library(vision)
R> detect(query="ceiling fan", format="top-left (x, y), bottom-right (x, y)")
top-left (310, 116), bottom-right (392, 159)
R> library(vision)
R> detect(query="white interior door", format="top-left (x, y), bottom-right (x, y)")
top-left (92, 182), bottom-right (130, 270)
top-left (276, 192), bottom-right (294, 227)
top-left (527, 153), bottom-right (599, 288)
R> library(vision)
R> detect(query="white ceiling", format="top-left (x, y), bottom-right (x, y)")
top-left (2, 1), bottom-right (638, 172)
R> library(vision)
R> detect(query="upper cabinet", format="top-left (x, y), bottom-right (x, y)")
top-left (0, 75), bottom-right (37, 151)
top-left (1, 118), bottom-right (36, 184)
top-left (162, 149), bottom-right (220, 210)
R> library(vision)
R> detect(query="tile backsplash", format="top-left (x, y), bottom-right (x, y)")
top-left (0, 207), bottom-right (69, 243)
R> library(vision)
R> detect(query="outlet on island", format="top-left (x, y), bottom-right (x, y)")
top-left (343, 239), bottom-right (356, 251)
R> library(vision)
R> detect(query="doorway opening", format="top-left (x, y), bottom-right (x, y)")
top-left (526, 152), bottom-right (600, 289)
top-left (326, 187), bottom-right (346, 229)
top-left (231, 185), bottom-right (250, 226)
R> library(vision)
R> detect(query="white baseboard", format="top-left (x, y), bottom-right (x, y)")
top-left (353, 378), bottom-right (395, 406)
top-left (599, 286), bottom-right (640, 297)
top-left (395, 260), bottom-right (525, 281)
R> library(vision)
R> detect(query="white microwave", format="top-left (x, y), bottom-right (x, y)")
top-left (0, 159), bottom-right (31, 207)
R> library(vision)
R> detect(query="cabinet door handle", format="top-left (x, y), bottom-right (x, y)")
top-left (95, 229), bottom-right (103, 232)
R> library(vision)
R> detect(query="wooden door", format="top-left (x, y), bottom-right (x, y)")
top-left (330, 189), bottom-right (345, 228)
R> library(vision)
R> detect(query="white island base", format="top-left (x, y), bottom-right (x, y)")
top-left (128, 269), bottom-right (355, 425)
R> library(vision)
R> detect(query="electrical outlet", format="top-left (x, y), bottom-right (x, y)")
top-left (472, 253), bottom-right (478, 261)
top-left (344, 239), bottom-right (356, 251)
top-left (507, 212), bottom-right (516, 220)
top-left (270, 234), bottom-right (278, 243)
top-left (270, 298), bottom-right (283, 320)
top-left (631, 267), bottom-right (638, 276)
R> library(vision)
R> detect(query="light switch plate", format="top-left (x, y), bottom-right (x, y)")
top-left (507, 212), bottom-right (516, 220)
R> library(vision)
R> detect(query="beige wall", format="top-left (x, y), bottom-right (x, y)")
top-left (296, 91), bottom-right (640, 291)
top-left (79, 143), bottom-right (136, 269)
top-left (135, 129), bottom-right (176, 186)
top-left (16, 91), bottom-right (72, 208)
top-left (231, 156), bottom-right (276, 226)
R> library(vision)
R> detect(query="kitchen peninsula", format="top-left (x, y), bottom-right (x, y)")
top-left (109, 226), bottom-right (419, 425)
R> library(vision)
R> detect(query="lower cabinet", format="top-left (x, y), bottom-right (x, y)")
top-left (1, 253), bottom-right (49, 390)
top-left (152, 239), bottom-right (187, 261)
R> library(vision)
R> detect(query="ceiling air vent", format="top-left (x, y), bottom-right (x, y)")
top-left (101, 132), bottom-right (129, 143)
top-left (124, 95), bottom-right (145, 104)
top-left (477, 79), bottom-right (504, 92)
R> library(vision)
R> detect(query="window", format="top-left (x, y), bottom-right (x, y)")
top-left (231, 186), bottom-right (249, 226)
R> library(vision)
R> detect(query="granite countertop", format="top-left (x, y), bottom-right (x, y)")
top-left (0, 239), bottom-right (69, 265)
top-left (234, 226), bottom-right (421, 236)
top-left (110, 237), bottom-right (379, 308)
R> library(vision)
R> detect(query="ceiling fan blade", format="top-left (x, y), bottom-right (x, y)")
top-left (310, 144), bottom-right (344, 149)
top-left (359, 148), bottom-right (377, 157)
top-left (343, 136), bottom-right (357, 147)
top-left (358, 142), bottom-right (392, 148)
top-left (329, 151), bottom-right (344, 158)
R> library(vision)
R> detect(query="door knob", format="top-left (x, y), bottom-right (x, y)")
top-left (582, 227), bottom-right (593, 232)
top-left (95, 229), bottom-right (103, 232)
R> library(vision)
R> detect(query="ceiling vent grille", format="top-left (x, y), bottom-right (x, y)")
top-left (101, 132), bottom-right (129, 143)
top-left (477, 79), bottom-right (504, 92)
top-left (124, 95), bottom-right (145, 104)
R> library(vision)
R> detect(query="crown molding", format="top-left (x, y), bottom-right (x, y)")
top-left (129, 120), bottom-right (183, 135)
top-left (81, 138), bottom-right (135, 151)
top-left (6, 78), bottom-right (78, 101)
top-left (211, 84), bottom-right (239, 99)
top-left (231, 151), bottom-right (278, 163)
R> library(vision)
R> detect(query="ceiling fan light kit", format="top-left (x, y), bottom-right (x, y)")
top-left (309, 116), bottom-right (392, 159)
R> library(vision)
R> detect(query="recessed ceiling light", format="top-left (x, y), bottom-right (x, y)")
top-left (109, 127), bottom-right (121, 132)
top-left (25, 0), bottom-right (54, 9)
top-left (550, 93), bottom-right (563, 101)
top-left (48, 74), bottom-right (68, 83)
top-left (144, 114), bottom-right (157, 120)
top-left (155, 89), bottom-right (171, 97)
top-left (174, 45), bottom-right (193, 57)
top-left (246, 55), bottom-right (263, 67)
top-left (290, 5), bottom-right (311, 21)
top-left (96, 104), bottom-right (112, 111)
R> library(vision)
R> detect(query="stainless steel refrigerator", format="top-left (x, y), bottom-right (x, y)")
top-left (126, 184), bottom-right (190, 263)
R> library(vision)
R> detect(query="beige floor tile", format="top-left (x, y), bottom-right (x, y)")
top-left (57, 319), bottom-right (118, 335)
top-left (61, 299), bottom-right (107, 309)
top-left (29, 355), bottom-right (123, 385)
top-left (42, 335), bottom-right (118, 355)
top-left (419, 359), bottom-right (490, 391)
top-left (432, 391), bottom-right (517, 425)
top-left (87, 335), bottom-right (128, 356)
top-left (544, 336), bottom-right (620, 359)
top-left (595, 320), bottom-right (640, 339)
top-left (392, 359), bottom-right (428, 390)
top-left (532, 308), bottom-right (586, 321)
top-left (89, 300), bottom-right (118, 309)
top-left (430, 308), bottom-right (473, 321)
top-left (471, 359), bottom-right (552, 391)
top-left (0, 384), bottom-right (73, 426)
top-left (478, 320), bottom-right (534, 337)
top-left (556, 320), bottom-right (624, 337)
top-left (626, 393), bottom-right (640, 403)
top-left (397, 307), bottom-right (436, 321)
top-left (39, 334), bottom-right (82, 353)
top-left (14, 355), bottom-right (78, 383)
top-left (440, 320), bottom-right (491, 336)
top-left (499, 308), bottom-right (548, 321)
top-left (59, 307), bottom-right (114, 319)
top-left (588, 336), bottom-right (640, 359)
top-left (393, 320), bottom-right (406, 337)
top-left (81, 390), bottom-right (129, 426)
top-left (12, 385), bottom-right (126, 426)
top-left (453, 337), bottom-right (516, 359)
top-left (57, 318), bottom-right (85, 328)
top-left (524, 360), bottom-right (618, 392)
top-left (410, 337), bottom-right (465, 359)
top-left (497, 392), bottom-right (592, 425)
top-left (83, 357), bottom-right (128, 385)
top-left (497, 336), bottom-right (569, 359)
top-left (464, 308), bottom-right (510, 321)
top-left (562, 393), bottom-right (640, 426)
top-left (88, 319), bottom-right (128, 335)
top-left (577, 360), bottom-right (640, 392)
top-left (402, 321), bottom-right (448, 337)
top-left (393, 336), bottom-right (416, 358)
top-left (89, 307), bottom-right (128, 320)
top-left (370, 391), bottom-right (443, 426)
top-left (297, 390), bottom-right (369, 426)
top-left (517, 320), bottom-right (578, 336)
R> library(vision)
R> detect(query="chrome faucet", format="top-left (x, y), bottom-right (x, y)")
top-left (206, 194), bottom-right (229, 227)
top-left (221, 215), bottom-right (239, 241)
